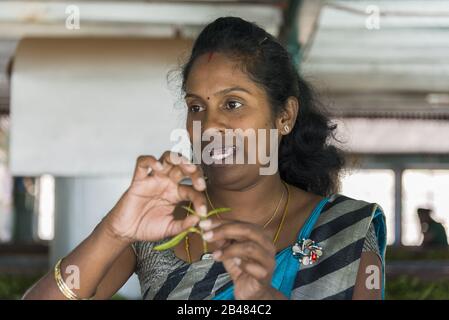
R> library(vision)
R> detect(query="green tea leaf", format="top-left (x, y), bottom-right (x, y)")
top-left (154, 230), bottom-right (190, 251)
top-left (188, 227), bottom-right (201, 234)
top-left (154, 206), bottom-right (231, 252)
top-left (207, 207), bottom-right (231, 218)
top-left (153, 227), bottom-right (201, 251)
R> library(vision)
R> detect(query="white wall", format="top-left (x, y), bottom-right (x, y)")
top-left (10, 37), bottom-right (192, 176)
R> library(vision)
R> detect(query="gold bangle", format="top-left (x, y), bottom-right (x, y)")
top-left (54, 258), bottom-right (94, 300)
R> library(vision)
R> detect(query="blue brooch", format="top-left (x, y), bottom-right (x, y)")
top-left (292, 239), bottom-right (323, 265)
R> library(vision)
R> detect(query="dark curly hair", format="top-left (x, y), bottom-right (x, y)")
top-left (182, 17), bottom-right (345, 196)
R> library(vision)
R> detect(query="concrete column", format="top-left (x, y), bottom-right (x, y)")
top-left (394, 167), bottom-right (403, 247)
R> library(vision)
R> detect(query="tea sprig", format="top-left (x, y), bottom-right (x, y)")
top-left (154, 206), bottom-right (231, 252)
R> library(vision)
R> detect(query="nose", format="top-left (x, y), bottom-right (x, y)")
top-left (202, 108), bottom-right (227, 135)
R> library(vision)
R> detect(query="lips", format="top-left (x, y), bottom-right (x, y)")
top-left (210, 145), bottom-right (236, 161)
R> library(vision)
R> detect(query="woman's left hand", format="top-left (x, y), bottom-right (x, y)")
top-left (201, 219), bottom-right (287, 300)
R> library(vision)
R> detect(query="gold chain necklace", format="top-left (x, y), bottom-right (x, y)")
top-left (205, 183), bottom-right (285, 228)
top-left (184, 181), bottom-right (290, 263)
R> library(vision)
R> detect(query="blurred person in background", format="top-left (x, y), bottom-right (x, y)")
top-left (418, 208), bottom-right (448, 248)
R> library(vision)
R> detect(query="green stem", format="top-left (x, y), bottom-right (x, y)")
top-left (154, 207), bottom-right (230, 253)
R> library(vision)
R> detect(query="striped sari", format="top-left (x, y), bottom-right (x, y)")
top-left (132, 194), bottom-right (386, 300)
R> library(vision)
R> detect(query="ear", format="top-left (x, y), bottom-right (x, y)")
top-left (275, 96), bottom-right (299, 135)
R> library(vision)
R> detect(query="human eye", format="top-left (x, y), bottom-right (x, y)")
top-left (188, 104), bottom-right (206, 113)
top-left (224, 100), bottom-right (243, 110)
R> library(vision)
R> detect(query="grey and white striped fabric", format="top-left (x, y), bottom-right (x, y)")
top-left (131, 194), bottom-right (386, 300)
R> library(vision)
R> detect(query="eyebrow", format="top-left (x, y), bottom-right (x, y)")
top-left (185, 86), bottom-right (251, 99)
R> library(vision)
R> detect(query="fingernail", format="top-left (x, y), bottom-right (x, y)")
top-left (155, 162), bottom-right (163, 170)
top-left (233, 257), bottom-right (241, 266)
top-left (199, 219), bottom-right (212, 230)
top-left (213, 250), bottom-right (222, 260)
top-left (197, 178), bottom-right (206, 190)
top-left (198, 205), bottom-right (207, 217)
top-left (203, 231), bottom-right (213, 241)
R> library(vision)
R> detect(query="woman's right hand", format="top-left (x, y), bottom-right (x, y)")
top-left (102, 151), bottom-right (207, 243)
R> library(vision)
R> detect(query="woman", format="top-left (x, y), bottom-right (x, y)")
top-left (24, 17), bottom-right (386, 300)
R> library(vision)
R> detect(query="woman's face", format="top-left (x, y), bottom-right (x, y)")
top-left (184, 52), bottom-right (281, 190)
